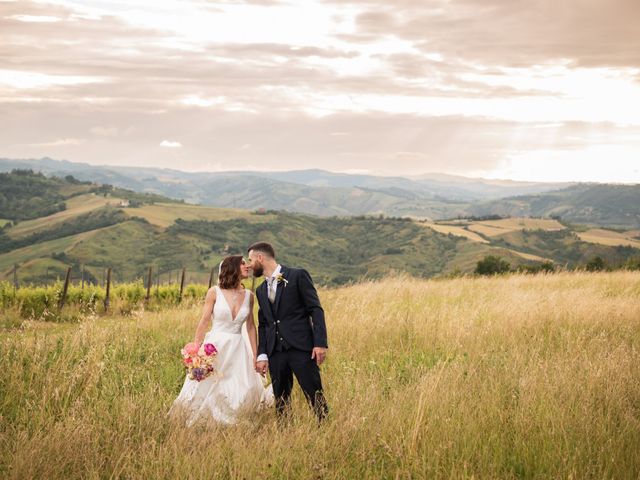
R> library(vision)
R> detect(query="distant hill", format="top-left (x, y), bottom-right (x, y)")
top-left (1, 170), bottom-right (638, 286)
top-left (0, 157), bottom-right (570, 219)
top-left (469, 184), bottom-right (640, 229)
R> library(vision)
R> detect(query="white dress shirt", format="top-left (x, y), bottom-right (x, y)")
top-left (256, 265), bottom-right (281, 363)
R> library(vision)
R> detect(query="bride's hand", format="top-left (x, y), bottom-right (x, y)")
top-left (255, 360), bottom-right (268, 376)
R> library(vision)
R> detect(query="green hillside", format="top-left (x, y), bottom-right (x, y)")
top-left (491, 229), bottom-right (638, 267)
top-left (0, 169), bottom-right (90, 220)
top-left (1, 170), bottom-right (639, 286)
top-left (470, 184), bottom-right (640, 228)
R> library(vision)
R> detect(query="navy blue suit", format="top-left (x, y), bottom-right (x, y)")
top-left (256, 266), bottom-right (329, 421)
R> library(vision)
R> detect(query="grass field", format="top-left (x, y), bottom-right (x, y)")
top-left (124, 203), bottom-right (273, 228)
top-left (577, 229), bottom-right (640, 249)
top-left (1, 272), bottom-right (639, 478)
top-left (424, 223), bottom-right (489, 243)
top-left (479, 218), bottom-right (565, 231)
top-left (466, 218), bottom-right (565, 238)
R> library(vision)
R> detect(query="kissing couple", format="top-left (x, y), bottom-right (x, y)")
top-left (170, 242), bottom-right (329, 425)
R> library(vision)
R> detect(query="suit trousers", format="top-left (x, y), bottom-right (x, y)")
top-left (268, 347), bottom-right (329, 422)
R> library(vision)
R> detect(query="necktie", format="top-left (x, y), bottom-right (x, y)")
top-left (267, 277), bottom-right (276, 303)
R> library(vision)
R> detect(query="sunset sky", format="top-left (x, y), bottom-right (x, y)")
top-left (1, 0), bottom-right (639, 182)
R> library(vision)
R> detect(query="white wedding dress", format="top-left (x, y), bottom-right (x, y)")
top-left (170, 286), bottom-right (273, 426)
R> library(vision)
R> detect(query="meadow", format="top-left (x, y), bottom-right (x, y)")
top-left (1, 272), bottom-right (639, 478)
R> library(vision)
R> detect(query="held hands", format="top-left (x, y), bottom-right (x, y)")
top-left (255, 360), bottom-right (268, 377)
top-left (311, 347), bottom-right (327, 366)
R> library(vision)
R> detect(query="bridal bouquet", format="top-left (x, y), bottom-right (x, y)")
top-left (181, 341), bottom-right (219, 381)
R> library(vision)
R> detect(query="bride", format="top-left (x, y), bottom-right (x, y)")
top-left (170, 255), bottom-right (273, 425)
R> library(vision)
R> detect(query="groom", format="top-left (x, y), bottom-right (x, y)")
top-left (247, 242), bottom-right (329, 422)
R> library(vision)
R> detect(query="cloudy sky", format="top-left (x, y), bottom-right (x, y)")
top-left (1, 0), bottom-right (639, 182)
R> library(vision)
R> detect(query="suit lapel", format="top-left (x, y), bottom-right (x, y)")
top-left (273, 266), bottom-right (288, 315)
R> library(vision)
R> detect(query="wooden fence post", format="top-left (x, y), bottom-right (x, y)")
top-left (104, 268), bottom-right (112, 312)
top-left (13, 263), bottom-right (18, 293)
top-left (145, 266), bottom-right (153, 304)
top-left (58, 266), bottom-right (72, 310)
top-left (179, 267), bottom-right (186, 303)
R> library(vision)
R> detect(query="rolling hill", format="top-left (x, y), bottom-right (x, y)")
top-left (0, 157), bottom-right (571, 219)
top-left (469, 184), bottom-right (640, 229)
top-left (4, 157), bottom-right (638, 229)
top-left (1, 170), bottom-right (638, 286)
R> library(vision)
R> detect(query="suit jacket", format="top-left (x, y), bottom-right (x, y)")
top-left (256, 266), bottom-right (328, 356)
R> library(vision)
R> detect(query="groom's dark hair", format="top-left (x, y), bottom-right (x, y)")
top-left (248, 241), bottom-right (275, 259)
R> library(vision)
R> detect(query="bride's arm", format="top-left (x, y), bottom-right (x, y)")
top-left (245, 293), bottom-right (258, 361)
top-left (194, 287), bottom-right (216, 345)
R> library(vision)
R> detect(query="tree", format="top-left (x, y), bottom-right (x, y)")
top-left (586, 256), bottom-right (605, 272)
top-left (475, 256), bottom-right (511, 275)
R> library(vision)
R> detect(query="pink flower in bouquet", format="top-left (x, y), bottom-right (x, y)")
top-left (180, 341), bottom-right (219, 382)
top-left (184, 342), bottom-right (200, 355)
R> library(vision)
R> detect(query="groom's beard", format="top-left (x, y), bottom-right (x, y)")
top-left (252, 263), bottom-right (264, 277)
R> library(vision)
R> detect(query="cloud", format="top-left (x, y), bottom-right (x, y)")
top-left (160, 140), bottom-right (182, 148)
top-left (4, 95), bottom-right (639, 178)
top-left (342, 0), bottom-right (640, 68)
top-left (7, 14), bottom-right (62, 23)
top-left (0, 0), bottom-right (639, 181)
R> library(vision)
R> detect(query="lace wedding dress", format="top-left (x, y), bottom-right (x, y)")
top-left (170, 286), bottom-right (273, 425)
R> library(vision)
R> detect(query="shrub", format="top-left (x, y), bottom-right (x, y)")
top-left (586, 256), bottom-right (605, 272)
top-left (517, 261), bottom-right (555, 274)
top-left (475, 256), bottom-right (511, 276)
top-left (624, 256), bottom-right (640, 271)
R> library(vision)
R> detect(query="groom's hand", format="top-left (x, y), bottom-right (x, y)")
top-left (255, 360), bottom-right (268, 376)
top-left (311, 347), bottom-right (327, 366)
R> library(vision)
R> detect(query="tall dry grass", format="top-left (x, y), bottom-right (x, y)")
top-left (1, 272), bottom-right (639, 479)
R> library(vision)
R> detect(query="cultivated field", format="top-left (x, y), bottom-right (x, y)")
top-left (466, 218), bottom-right (564, 238)
top-left (124, 202), bottom-right (272, 228)
top-left (1, 272), bottom-right (639, 478)
top-left (424, 223), bottom-right (489, 243)
top-left (577, 229), bottom-right (640, 249)
top-left (478, 217), bottom-right (565, 231)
